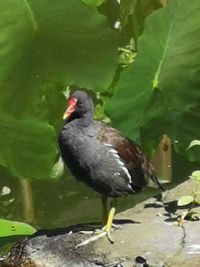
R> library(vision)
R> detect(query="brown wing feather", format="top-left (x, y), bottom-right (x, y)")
top-left (97, 123), bottom-right (164, 191)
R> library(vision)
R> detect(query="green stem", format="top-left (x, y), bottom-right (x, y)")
top-left (19, 178), bottom-right (34, 224)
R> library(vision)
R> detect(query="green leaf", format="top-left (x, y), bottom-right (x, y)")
top-left (0, 112), bottom-right (56, 178)
top-left (29, 0), bottom-right (117, 91)
top-left (0, 219), bottom-right (36, 237)
top-left (44, 82), bottom-right (67, 134)
top-left (0, 0), bottom-right (117, 178)
top-left (82, 0), bottom-right (106, 7)
top-left (191, 171), bottom-right (200, 182)
top-left (177, 196), bottom-right (194, 207)
top-left (195, 198), bottom-right (200, 205)
top-left (186, 140), bottom-right (200, 161)
top-left (186, 210), bottom-right (199, 221)
top-left (98, 0), bottom-right (120, 29)
top-left (106, 0), bottom-right (200, 159)
top-left (173, 111), bottom-right (200, 161)
top-left (187, 140), bottom-right (200, 149)
top-left (120, 0), bottom-right (162, 44)
top-left (49, 157), bottom-right (64, 181)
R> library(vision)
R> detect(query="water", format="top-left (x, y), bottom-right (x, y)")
top-left (0, 151), bottom-right (198, 230)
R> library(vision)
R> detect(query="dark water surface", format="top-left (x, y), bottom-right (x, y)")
top-left (0, 151), bottom-right (198, 230)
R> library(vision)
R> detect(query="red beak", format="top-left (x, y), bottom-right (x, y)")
top-left (63, 97), bottom-right (77, 120)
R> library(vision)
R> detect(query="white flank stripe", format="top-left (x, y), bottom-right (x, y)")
top-left (104, 143), bottom-right (112, 147)
top-left (104, 143), bottom-right (132, 184)
top-left (121, 166), bottom-right (131, 182)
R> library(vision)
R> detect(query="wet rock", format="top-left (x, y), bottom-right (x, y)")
top-left (0, 232), bottom-right (112, 267)
top-left (1, 179), bottom-right (200, 267)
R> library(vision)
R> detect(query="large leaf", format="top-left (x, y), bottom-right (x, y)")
top-left (82, 0), bottom-right (106, 7)
top-left (106, 0), bottom-right (200, 159)
top-left (0, 112), bottom-right (56, 178)
top-left (0, 0), bottom-right (117, 178)
top-left (28, 0), bottom-right (117, 91)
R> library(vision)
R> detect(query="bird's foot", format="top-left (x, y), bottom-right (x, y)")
top-left (93, 222), bottom-right (121, 242)
top-left (78, 224), bottom-right (119, 236)
top-left (102, 223), bottom-right (121, 230)
top-left (75, 224), bottom-right (116, 249)
top-left (76, 207), bottom-right (117, 249)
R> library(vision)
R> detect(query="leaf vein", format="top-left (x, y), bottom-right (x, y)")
top-left (153, 17), bottom-right (175, 89)
top-left (23, 0), bottom-right (38, 32)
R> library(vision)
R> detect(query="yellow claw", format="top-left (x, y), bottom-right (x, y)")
top-left (76, 207), bottom-right (117, 249)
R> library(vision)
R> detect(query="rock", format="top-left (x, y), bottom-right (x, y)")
top-left (1, 179), bottom-right (200, 267)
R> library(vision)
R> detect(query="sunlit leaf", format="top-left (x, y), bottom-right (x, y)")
top-left (186, 140), bottom-right (200, 161)
top-left (177, 196), bottom-right (193, 207)
top-left (0, 0), bottom-right (117, 178)
top-left (195, 198), bottom-right (200, 205)
top-left (106, 0), bottom-right (200, 159)
top-left (49, 157), bottom-right (64, 181)
top-left (187, 140), bottom-right (200, 149)
top-left (191, 171), bottom-right (200, 182)
top-left (0, 219), bottom-right (36, 237)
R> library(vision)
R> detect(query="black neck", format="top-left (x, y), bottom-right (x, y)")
top-left (66, 110), bottom-right (93, 125)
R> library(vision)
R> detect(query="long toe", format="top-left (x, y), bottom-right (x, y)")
top-left (76, 222), bottom-right (119, 249)
top-left (76, 207), bottom-right (117, 249)
top-left (75, 230), bottom-right (107, 249)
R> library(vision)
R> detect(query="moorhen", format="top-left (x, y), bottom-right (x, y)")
top-left (58, 90), bottom-right (164, 246)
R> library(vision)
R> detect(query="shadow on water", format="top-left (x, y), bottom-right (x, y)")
top-left (0, 150), bottom-right (199, 231)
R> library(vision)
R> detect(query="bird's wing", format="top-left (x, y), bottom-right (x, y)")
top-left (96, 123), bottom-right (164, 191)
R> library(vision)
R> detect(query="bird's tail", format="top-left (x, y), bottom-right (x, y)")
top-left (150, 174), bottom-right (165, 192)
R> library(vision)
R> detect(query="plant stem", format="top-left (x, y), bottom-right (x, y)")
top-left (19, 178), bottom-right (34, 224)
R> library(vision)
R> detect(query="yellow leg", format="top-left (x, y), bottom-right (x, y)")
top-left (105, 207), bottom-right (116, 243)
top-left (75, 199), bottom-right (118, 249)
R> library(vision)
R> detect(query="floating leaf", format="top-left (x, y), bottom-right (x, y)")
top-left (0, 219), bottom-right (36, 237)
top-left (195, 197), bottom-right (200, 205)
top-left (191, 171), bottom-right (200, 182)
top-left (177, 196), bottom-right (193, 207)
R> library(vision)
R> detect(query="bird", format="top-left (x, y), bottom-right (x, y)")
top-left (58, 89), bottom-right (164, 247)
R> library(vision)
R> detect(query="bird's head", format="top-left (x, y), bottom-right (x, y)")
top-left (63, 90), bottom-right (94, 120)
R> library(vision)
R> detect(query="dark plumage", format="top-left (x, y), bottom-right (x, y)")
top-left (58, 90), bottom-right (164, 246)
top-left (59, 90), bottom-right (163, 198)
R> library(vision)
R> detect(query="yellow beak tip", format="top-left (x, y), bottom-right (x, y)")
top-left (63, 113), bottom-right (68, 120)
